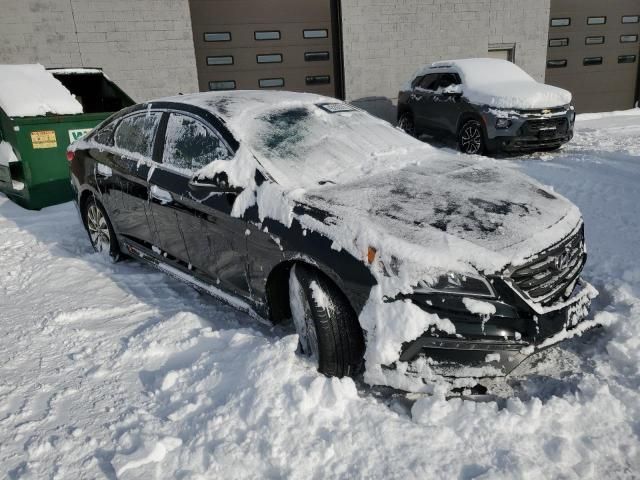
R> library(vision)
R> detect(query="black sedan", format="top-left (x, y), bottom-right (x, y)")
top-left (68, 91), bottom-right (598, 392)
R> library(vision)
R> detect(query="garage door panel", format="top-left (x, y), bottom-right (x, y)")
top-left (189, 0), bottom-right (332, 25)
top-left (189, 0), bottom-right (341, 98)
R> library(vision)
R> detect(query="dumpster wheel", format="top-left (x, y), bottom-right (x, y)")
top-left (82, 196), bottom-right (121, 262)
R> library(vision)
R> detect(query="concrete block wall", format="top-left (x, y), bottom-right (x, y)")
top-left (341, 0), bottom-right (551, 120)
top-left (0, 0), bottom-right (199, 102)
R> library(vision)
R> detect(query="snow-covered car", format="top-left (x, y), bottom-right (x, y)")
top-left (68, 91), bottom-right (599, 392)
top-left (397, 58), bottom-right (576, 155)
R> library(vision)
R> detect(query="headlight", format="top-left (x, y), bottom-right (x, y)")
top-left (569, 106), bottom-right (576, 123)
top-left (496, 118), bottom-right (512, 129)
top-left (415, 272), bottom-right (496, 298)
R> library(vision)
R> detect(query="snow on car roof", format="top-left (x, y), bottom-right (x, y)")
top-left (431, 58), bottom-right (535, 84)
top-left (0, 64), bottom-right (83, 117)
top-left (155, 90), bottom-right (437, 189)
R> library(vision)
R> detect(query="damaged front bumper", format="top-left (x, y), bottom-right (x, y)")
top-left (393, 278), bottom-right (598, 379)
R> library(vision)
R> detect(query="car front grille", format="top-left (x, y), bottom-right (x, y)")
top-left (518, 106), bottom-right (568, 117)
top-left (522, 117), bottom-right (569, 136)
top-left (508, 225), bottom-right (586, 306)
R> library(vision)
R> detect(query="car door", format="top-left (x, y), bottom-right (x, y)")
top-left (154, 111), bottom-right (251, 298)
top-left (410, 73), bottom-right (441, 132)
top-left (109, 111), bottom-right (163, 247)
top-left (429, 72), bottom-right (464, 133)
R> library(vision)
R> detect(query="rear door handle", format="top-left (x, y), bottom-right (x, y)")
top-left (150, 184), bottom-right (173, 204)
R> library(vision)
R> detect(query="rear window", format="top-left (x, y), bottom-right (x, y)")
top-left (114, 112), bottom-right (162, 158)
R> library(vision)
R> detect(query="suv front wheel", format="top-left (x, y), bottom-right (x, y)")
top-left (458, 119), bottom-right (485, 155)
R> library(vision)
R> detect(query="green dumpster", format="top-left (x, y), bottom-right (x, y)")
top-left (0, 64), bottom-right (134, 210)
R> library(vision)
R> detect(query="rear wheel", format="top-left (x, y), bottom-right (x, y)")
top-left (458, 119), bottom-right (485, 155)
top-left (82, 196), bottom-right (120, 262)
top-left (288, 264), bottom-right (365, 377)
top-left (397, 112), bottom-right (416, 137)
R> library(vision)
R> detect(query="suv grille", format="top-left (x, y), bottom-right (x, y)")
top-left (522, 117), bottom-right (569, 136)
top-left (509, 226), bottom-right (586, 306)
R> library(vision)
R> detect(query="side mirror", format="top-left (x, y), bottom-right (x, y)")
top-left (442, 84), bottom-right (463, 97)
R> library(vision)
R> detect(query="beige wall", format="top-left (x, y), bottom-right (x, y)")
top-left (0, 0), bottom-right (199, 102)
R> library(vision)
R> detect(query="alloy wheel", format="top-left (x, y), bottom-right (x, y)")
top-left (86, 203), bottom-right (111, 253)
top-left (398, 114), bottom-right (416, 137)
top-left (460, 123), bottom-right (483, 154)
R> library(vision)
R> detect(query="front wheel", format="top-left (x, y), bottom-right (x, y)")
top-left (83, 196), bottom-right (120, 262)
top-left (458, 119), bottom-right (485, 155)
top-left (288, 264), bottom-right (365, 377)
top-left (397, 112), bottom-right (416, 137)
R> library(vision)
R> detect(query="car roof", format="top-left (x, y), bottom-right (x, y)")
top-left (148, 90), bottom-right (335, 126)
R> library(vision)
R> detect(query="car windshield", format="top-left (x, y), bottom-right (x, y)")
top-left (248, 104), bottom-right (432, 189)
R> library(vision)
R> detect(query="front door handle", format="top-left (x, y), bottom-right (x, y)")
top-left (150, 184), bottom-right (173, 204)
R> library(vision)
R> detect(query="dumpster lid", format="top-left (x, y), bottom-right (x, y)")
top-left (0, 64), bottom-right (83, 118)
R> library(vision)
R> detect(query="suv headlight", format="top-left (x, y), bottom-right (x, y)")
top-left (415, 272), bottom-right (496, 298)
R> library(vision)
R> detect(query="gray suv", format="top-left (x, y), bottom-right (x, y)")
top-left (397, 58), bottom-right (576, 155)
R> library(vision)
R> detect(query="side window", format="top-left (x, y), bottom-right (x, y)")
top-left (417, 73), bottom-right (440, 91)
top-left (92, 121), bottom-right (117, 146)
top-left (437, 73), bottom-right (461, 89)
top-left (114, 112), bottom-right (162, 158)
top-left (162, 113), bottom-right (232, 173)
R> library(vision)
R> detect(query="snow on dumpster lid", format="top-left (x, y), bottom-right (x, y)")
top-left (0, 64), bottom-right (83, 117)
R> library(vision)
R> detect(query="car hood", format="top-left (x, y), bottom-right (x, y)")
top-left (464, 80), bottom-right (572, 110)
top-left (301, 159), bottom-right (582, 273)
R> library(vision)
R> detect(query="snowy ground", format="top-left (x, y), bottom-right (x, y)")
top-left (1, 110), bottom-right (639, 479)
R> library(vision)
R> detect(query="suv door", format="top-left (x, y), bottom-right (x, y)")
top-left (109, 111), bottom-right (163, 246)
top-left (155, 111), bottom-right (250, 298)
top-left (410, 73), bottom-right (441, 132)
top-left (429, 72), bottom-right (464, 133)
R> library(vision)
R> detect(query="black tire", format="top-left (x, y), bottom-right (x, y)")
top-left (458, 119), bottom-right (486, 155)
top-left (397, 112), bottom-right (416, 137)
top-left (82, 195), bottom-right (121, 262)
top-left (288, 264), bottom-right (365, 377)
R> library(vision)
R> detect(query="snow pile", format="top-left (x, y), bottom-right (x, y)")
top-left (0, 110), bottom-right (640, 477)
top-left (0, 64), bottom-right (83, 117)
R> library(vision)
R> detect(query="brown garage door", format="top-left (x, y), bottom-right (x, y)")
top-left (545, 0), bottom-right (640, 112)
top-left (188, 0), bottom-right (343, 98)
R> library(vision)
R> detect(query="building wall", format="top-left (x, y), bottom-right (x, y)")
top-left (0, 0), bottom-right (199, 102)
top-left (340, 0), bottom-right (551, 121)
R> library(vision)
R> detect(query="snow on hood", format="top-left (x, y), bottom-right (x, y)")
top-left (160, 91), bottom-right (581, 275)
top-left (0, 64), bottom-right (83, 117)
top-left (464, 81), bottom-right (572, 110)
top-left (302, 159), bottom-right (582, 275)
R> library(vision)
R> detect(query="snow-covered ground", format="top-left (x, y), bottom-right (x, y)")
top-left (1, 110), bottom-right (639, 479)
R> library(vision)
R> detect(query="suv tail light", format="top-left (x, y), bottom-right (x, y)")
top-left (66, 150), bottom-right (75, 162)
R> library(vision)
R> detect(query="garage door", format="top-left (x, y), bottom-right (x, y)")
top-left (545, 0), bottom-right (640, 112)
top-left (188, 0), bottom-right (343, 98)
